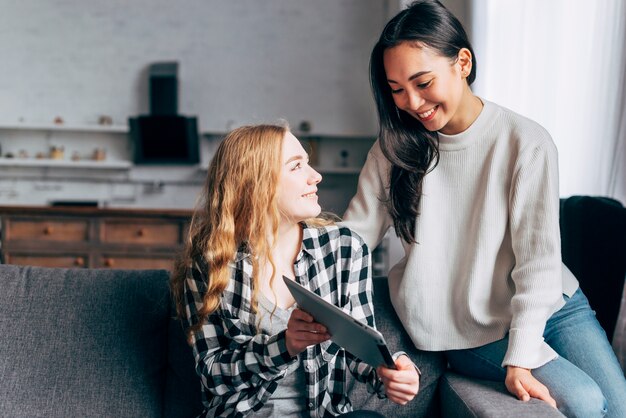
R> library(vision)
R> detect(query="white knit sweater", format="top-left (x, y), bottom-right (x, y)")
top-left (343, 100), bottom-right (579, 369)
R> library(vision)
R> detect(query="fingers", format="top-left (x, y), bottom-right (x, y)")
top-left (289, 308), bottom-right (315, 323)
top-left (505, 367), bottom-right (530, 402)
top-left (385, 387), bottom-right (415, 405)
top-left (527, 383), bottom-right (557, 408)
top-left (511, 379), bottom-right (531, 402)
top-left (381, 381), bottom-right (419, 404)
top-left (288, 309), bottom-right (328, 334)
top-left (505, 366), bottom-right (557, 409)
top-left (394, 354), bottom-right (417, 370)
top-left (377, 356), bottom-right (420, 405)
top-left (285, 309), bottom-right (330, 356)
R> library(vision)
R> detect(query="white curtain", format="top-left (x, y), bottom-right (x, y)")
top-left (472, 0), bottom-right (626, 203)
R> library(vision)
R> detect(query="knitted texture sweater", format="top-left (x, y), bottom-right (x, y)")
top-left (342, 100), bottom-right (579, 369)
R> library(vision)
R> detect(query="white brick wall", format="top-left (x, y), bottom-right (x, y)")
top-left (0, 0), bottom-right (387, 136)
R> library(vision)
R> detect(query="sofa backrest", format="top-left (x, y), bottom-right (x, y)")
top-left (0, 265), bottom-right (171, 418)
top-left (560, 196), bottom-right (626, 340)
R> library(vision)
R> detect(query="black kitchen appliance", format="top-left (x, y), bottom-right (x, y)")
top-left (129, 62), bottom-right (199, 164)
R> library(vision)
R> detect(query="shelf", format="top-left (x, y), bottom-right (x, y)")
top-left (201, 131), bottom-right (376, 141)
top-left (0, 159), bottom-right (132, 170)
top-left (195, 164), bottom-right (361, 175)
top-left (314, 166), bottom-right (361, 175)
top-left (0, 123), bottom-right (128, 133)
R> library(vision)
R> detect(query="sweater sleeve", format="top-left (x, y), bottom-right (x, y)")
top-left (503, 137), bottom-right (563, 369)
top-left (341, 142), bottom-right (394, 250)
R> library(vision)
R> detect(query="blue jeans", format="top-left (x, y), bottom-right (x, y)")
top-left (446, 288), bottom-right (626, 418)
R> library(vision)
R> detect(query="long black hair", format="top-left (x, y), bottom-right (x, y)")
top-left (370, 0), bottom-right (476, 243)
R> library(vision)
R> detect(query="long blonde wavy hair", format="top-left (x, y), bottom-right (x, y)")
top-left (172, 123), bottom-right (305, 340)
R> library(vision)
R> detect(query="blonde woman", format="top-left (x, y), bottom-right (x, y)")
top-left (171, 124), bottom-right (420, 417)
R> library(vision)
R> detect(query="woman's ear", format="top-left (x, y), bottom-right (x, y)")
top-left (457, 48), bottom-right (473, 78)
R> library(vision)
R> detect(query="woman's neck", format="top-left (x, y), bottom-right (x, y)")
top-left (258, 221), bottom-right (303, 309)
top-left (439, 89), bottom-right (483, 135)
top-left (272, 221), bottom-right (303, 274)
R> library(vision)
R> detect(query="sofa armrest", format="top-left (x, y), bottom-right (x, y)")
top-left (440, 372), bottom-right (565, 418)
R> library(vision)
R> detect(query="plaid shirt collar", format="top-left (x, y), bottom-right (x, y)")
top-left (232, 222), bottom-right (322, 264)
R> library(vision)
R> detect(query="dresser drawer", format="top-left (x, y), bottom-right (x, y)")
top-left (101, 220), bottom-right (181, 245)
top-left (4, 219), bottom-right (89, 243)
top-left (98, 255), bottom-right (175, 270)
top-left (6, 253), bottom-right (88, 268)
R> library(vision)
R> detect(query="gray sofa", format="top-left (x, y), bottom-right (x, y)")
top-left (0, 264), bottom-right (562, 418)
top-left (0, 196), bottom-right (622, 417)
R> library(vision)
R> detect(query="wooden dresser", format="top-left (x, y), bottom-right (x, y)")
top-left (0, 206), bottom-right (192, 270)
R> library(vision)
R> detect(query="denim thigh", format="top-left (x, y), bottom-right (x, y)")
top-left (542, 288), bottom-right (626, 418)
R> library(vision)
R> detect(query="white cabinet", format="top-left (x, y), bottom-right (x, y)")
top-left (0, 123), bottom-right (128, 133)
top-left (0, 123), bottom-right (132, 170)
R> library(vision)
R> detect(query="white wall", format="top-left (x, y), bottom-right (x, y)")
top-left (0, 0), bottom-right (388, 136)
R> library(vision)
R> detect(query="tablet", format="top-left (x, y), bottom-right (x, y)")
top-left (283, 276), bottom-right (396, 369)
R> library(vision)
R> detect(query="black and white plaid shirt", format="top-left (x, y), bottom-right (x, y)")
top-left (182, 223), bottom-right (385, 417)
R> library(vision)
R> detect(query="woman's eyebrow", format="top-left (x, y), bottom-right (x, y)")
top-left (387, 70), bottom-right (432, 84)
top-left (284, 154), bottom-right (307, 165)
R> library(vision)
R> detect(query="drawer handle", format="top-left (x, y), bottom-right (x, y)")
top-left (74, 257), bottom-right (85, 267)
top-left (104, 258), bottom-right (115, 267)
top-left (136, 228), bottom-right (145, 237)
top-left (43, 226), bottom-right (53, 235)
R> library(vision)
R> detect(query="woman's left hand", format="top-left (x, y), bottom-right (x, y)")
top-left (505, 366), bottom-right (556, 408)
top-left (376, 355), bottom-right (420, 405)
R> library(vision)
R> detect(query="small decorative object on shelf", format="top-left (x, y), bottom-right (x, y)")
top-left (18, 150), bottom-right (28, 159)
top-left (298, 120), bottom-right (312, 133)
top-left (71, 151), bottom-right (81, 161)
top-left (36, 152), bottom-right (46, 159)
top-left (49, 146), bottom-right (64, 160)
top-left (98, 115), bottom-right (113, 126)
top-left (53, 116), bottom-right (64, 125)
top-left (92, 148), bottom-right (106, 161)
top-left (340, 150), bottom-right (349, 167)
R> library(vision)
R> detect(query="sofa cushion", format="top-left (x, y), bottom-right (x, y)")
top-left (0, 265), bottom-right (170, 418)
top-left (347, 277), bottom-right (448, 417)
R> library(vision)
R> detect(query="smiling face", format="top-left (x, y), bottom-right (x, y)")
top-left (275, 131), bottom-right (322, 223)
top-left (383, 42), bottom-right (475, 135)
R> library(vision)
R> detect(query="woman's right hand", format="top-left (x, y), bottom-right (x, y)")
top-left (285, 308), bottom-right (330, 357)
top-left (505, 366), bottom-right (557, 408)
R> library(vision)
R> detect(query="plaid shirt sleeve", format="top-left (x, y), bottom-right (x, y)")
top-left (340, 232), bottom-right (386, 397)
top-left (183, 257), bottom-right (295, 399)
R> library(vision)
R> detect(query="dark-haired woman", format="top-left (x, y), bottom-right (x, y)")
top-left (342, 1), bottom-right (626, 417)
